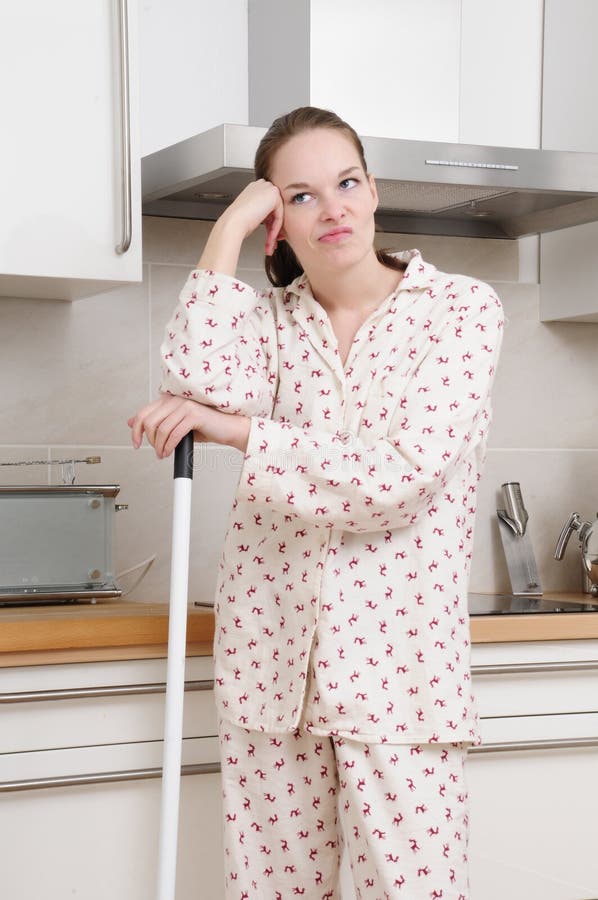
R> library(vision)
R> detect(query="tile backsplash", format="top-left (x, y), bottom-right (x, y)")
top-left (1, 216), bottom-right (596, 602)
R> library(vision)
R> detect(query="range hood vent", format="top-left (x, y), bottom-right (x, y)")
top-left (142, 124), bottom-right (598, 240)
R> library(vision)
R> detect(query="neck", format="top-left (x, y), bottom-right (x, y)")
top-left (306, 250), bottom-right (402, 315)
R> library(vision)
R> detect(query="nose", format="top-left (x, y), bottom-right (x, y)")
top-left (320, 191), bottom-right (345, 221)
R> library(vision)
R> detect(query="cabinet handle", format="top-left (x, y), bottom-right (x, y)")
top-left (115, 0), bottom-right (132, 254)
top-left (0, 679), bottom-right (214, 704)
top-left (470, 736), bottom-right (598, 754)
top-left (0, 762), bottom-right (221, 793)
top-left (471, 660), bottom-right (598, 676)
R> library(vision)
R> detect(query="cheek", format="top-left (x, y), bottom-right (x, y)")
top-left (281, 210), bottom-right (308, 247)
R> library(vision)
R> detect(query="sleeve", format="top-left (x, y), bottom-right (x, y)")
top-left (235, 286), bottom-right (504, 533)
top-left (159, 269), bottom-right (279, 417)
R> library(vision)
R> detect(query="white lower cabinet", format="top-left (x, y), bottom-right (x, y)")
top-left (0, 656), bottom-right (223, 900)
top-left (4, 643), bottom-right (598, 899)
top-left (468, 640), bottom-right (598, 900)
top-left (468, 741), bottom-right (598, 899)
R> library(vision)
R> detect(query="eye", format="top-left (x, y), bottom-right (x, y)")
top-left (290, 192), bottom-right (312, 205)
top-left (339, 177), bottom-right (358, 190)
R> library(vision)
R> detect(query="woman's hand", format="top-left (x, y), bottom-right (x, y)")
top-left (197, 179), bottom-right (284, 273)
top-left (223, 179), bottom-right (284, 254)
top-left (128, 395), bottom-right (251, 458)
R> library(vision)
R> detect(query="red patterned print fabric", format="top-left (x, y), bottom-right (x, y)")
top-left (219, 721), bottom-right (469, 898)
top-left (160, 249), bottom-right (504, 745)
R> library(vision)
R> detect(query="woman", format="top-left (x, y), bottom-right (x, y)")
top-left (129, 106), bottom-right (503, 899)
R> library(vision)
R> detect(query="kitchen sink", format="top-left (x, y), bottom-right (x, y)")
top-left (468, 592), bottom-right (598, 616)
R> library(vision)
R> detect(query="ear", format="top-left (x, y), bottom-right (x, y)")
top-left (368, 173), bottom-right (379, 213)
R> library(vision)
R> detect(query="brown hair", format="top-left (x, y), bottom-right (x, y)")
top-left (254, 106), bottom-right (406, 287)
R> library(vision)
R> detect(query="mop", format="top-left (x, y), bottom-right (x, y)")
top-left (156, 431), bottom-right (194, 900)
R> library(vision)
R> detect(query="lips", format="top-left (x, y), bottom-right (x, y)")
top-left (318, 227), bottom-right (353, 243)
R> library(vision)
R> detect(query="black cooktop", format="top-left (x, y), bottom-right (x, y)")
top-left (468, 592), bottom-right (598, 616)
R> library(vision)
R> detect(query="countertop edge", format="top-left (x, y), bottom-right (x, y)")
top-left (3, 598), bottom-right (598, 668)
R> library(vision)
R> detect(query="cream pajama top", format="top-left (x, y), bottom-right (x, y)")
top-left (160, 249), bottom-right (504, 745)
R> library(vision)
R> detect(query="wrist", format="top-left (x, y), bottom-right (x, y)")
top-left (214, 209), bottom-right (253, 242)
top-left (229, 415), bottom-right (251, 453)
top-left (196, 215), bottom-right (247, 273)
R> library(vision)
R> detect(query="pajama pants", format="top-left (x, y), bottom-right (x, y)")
top-left (218, 720), bottom-right (469, 899)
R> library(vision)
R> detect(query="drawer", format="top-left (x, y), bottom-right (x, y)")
top-left (473, 711), bottom-right (598, 750)
top-left (471, 640), bottom-right (598, 719)
top-left (0, 684), bottom-right (217, 754)
top-left (0, 657), bottom-right (217, 754)
top-left (473, 666), bottom-right (598, 718)
top-left (0, 735), bottom-right (219, 787)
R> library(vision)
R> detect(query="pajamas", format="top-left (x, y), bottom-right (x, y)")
top-left (161, 250), bottom-right (504, 742)
top-left (219, 719), bottom-right (469, 899)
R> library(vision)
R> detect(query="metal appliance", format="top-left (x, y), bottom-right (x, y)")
top-left (142, 125), bottom-right (598, 239)
top-left (554, 511), bottom-right (598, 596)
top-left (0, 484), bottom-right (125, 604)
top-left (496, 482), bottom-right (542, 597)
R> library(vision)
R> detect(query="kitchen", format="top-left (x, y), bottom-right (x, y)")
top-left (2, 1), bottom-right (598, 897)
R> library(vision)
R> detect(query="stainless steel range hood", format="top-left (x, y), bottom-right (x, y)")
top-left (141, 123), bottom-right (598, 240)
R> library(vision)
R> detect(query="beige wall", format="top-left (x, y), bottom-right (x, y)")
top-left (2, 217), bottom-right (597, 602)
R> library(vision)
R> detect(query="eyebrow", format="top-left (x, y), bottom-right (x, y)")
top-left (283, 166), bottom-right (361, 192)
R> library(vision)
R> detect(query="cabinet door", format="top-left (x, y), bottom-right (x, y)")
top-left (542, 0), bottom-right (598, 153)
top-left (0, 739), bottom-right (224, 900)
top-left (0, 1), bottom-right (141, 300)
top-left (468, 715), bottom-right (598, 899)
top-left (459, 0), bottom-right (543, 149)
top-left (308, 0), bottom-right (461, 142)
top-left (139, 0), bottom-right (248, 156)
top-left (539, 0), bottom-right (598, 322)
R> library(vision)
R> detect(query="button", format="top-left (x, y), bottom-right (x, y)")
top-left (339, 431), bottom-right (352, 445)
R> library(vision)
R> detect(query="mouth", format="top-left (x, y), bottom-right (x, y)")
top-left (318, 227), bottom-right (353, 244)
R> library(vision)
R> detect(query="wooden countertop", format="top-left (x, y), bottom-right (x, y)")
top-left (0, 601), bottom-right (215, 667)
top-left (2, 594), bottom-right (598, 667)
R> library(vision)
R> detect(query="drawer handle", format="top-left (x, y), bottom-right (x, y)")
top-left (470, 736), bottom-right (598, 754)
top-left (0, 762), bottom-right (221, 793)
top-left (0, 679), bottom-right (214, 704)
top-left (471, 660), bottom-right (598, 676)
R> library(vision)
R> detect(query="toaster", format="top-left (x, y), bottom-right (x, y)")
top-left (0, 484), bottom-right (124, 604)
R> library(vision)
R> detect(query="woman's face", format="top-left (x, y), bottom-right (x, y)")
top-left (268, 128), bottom-right (379, 279)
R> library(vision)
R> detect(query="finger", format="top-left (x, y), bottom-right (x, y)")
top-left (163, 418), bottom-right (198, 460)
top-left (265, 201), bottom-right (284, 256)
top-left (130, 409), bottom-right (152, 449)
top-left (154, 403), bottom-right (193, 459)
top-left (130, 395), bottom-right (180, 449)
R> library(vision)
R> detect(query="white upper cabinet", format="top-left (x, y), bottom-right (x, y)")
top-left (308, 0), bottom-right (461, 143)
top-left (459, 0), bottom-right (543, 149)
top-left (0, 1), bottom-right (142, 301)
top-left (539, 0), bottom-right (598, 322)
top-left (249, 0), bottom-right (543, 150)
top-left (542, 0), bottom-right (598, 154)
top-left (138, 0), bottom-right (249, 157)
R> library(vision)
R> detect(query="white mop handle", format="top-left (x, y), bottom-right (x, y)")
top-left (156, 434), bottom-right (194, 900)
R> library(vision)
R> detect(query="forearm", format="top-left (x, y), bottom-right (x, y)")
top-left (196, 213), bottom-right (247, 277)
top-left (159, 268), bottom-right (279, 419)
top-left (236, 417), bottom-right (443, 532)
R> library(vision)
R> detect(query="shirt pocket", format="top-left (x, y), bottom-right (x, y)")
top-left (358, 372), bottom-right (404, 439)
top-left (273, 362), bottom-right (342, 431)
